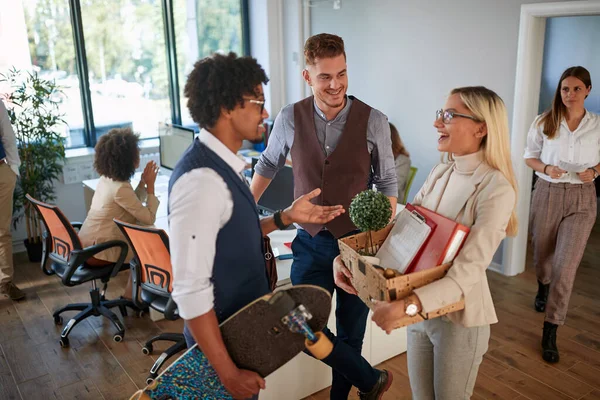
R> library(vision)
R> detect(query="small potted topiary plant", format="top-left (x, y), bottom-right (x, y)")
top-left (349, 189), bottom-right (392, 259)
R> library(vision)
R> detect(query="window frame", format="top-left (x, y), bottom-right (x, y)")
top-left (55, 0), bottom-right (250, 148)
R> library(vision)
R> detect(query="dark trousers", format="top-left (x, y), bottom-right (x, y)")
top-left (291, 229), bottom-right (379, 399)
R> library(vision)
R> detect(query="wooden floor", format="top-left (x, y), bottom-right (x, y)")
top-left (1, 218), bottom-right (599, 399)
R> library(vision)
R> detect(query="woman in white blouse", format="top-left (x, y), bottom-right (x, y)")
top-left (524, 66), bottom-right (599, 364)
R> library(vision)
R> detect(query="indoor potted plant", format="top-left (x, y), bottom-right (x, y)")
top-left (349, 189), bottom-right (392, 259)
top-left (1, 68), bottom-right (66, 261)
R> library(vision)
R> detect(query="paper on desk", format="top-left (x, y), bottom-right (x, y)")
top-left (558, 160), bottom-right (588, 173)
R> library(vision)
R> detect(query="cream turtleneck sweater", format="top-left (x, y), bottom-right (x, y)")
top-left (411, 150), bottom-right (516, 327)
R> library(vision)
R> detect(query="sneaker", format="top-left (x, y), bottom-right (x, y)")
top-left (358, 369), bottom-right (393, 400)
top-left (0, 282), bottom-right (26, 301)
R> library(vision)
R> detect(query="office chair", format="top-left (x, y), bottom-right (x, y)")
top-left (403, 166), bottom-right (418, 205)
top-left (114, 219), bottom-right (186, 384)
top-left (26, 194), bottom-right (139, 347)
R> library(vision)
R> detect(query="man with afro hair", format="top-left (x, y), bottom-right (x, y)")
top-left (168, 52), bottom-right (345, 399)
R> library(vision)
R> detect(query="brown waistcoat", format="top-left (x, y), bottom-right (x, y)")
top-left (291, 95), bottom-right (371, 238)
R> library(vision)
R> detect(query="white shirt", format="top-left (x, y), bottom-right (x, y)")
top-left (169, 129), bottom-right (246, 320)
top-left (0, 100), bottom-right (21, 176)
top-left (523, 110), bottom-right (600, 183)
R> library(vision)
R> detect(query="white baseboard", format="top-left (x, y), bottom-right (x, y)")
top-left (12, 239), bottom-right (25, 255)
top-left (488, 261), bottom-right (503, 274)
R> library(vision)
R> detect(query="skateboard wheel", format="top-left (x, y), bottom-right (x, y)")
top-left (305, 331), bottom-right (333, 360)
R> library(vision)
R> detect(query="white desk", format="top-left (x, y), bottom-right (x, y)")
top-left (82, 174), bottom-right (407, 400)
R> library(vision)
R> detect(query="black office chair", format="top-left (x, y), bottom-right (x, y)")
top-left (27, 194), bottom-right (139, 347)
top-left (114, 219), bottom-right (186, 384)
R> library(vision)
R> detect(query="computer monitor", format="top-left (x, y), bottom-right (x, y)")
top-left (252, 158), bottom-right (295, 214)
top-left (159, 122), bottom-right (196, 170)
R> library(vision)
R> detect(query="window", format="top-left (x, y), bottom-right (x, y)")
top-left (174, 0), bottom-right (245, 128)
top-left (80, 0), bottom-right (171, 141)
top-left (1, 0), bottom-right (249, 148)
top-left (20, 0), bottom-right (86, 148)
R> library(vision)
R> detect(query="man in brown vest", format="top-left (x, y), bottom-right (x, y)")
top-left (251, 34), bottom-right (397, 400)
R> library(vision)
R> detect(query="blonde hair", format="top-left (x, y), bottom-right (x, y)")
top-left (447, 86), bottom-right (518, 236)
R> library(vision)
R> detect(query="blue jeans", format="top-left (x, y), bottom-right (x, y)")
top-left (291, 229), bottom-right (379, 399)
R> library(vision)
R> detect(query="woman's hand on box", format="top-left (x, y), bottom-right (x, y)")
top-left (333, 255), bottom-right (358, 295)
top-left (372, 300), bottom-right (406, 334)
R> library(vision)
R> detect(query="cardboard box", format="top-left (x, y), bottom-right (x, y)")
top-left (338, 223), bottom-right (465, 329)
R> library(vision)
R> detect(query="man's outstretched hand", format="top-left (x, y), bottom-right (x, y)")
top-left (282, 188), bottom-right (345, 225)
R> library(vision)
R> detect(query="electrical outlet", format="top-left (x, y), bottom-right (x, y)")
top-left (333, 0), bottom-right (341, 10)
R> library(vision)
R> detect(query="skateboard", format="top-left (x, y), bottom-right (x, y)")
top-left (130, 284), bottom-right (333, 400)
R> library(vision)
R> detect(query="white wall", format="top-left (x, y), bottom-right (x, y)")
top-left (248, 0), bottom-right (285, 116)
top-left (539, 15), bottom-right (600, 114)
top-left (309, 0), bottom-right (577, 202)
top-left (308, 0), bottom-right (578, 267)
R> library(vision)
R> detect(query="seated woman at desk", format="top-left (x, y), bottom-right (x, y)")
top-left (390, 122), bottom-right (411, 202)
top-left (79, 127), bottom-right (159, 299)
top-left (335, 86), bottom-right (518, 399)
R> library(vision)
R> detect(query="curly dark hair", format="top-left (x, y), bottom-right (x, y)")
top-left (94, 127), bottom-right (140, 182)
top-left (304, 33), bottom-right (346, 66)
top-left (184, 52), bottom-right (269, 128)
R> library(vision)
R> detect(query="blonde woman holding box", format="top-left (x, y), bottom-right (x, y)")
top-left (334, 86), bottom-right (518, 399)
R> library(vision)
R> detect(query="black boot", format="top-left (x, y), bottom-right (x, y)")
top-left (542, 321), bottom-right (559, 363)
top-left (534, 280), bottom-right (550, 312)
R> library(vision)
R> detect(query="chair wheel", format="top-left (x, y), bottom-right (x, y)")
top-left (59, 337), bottom-right (70, 348)
top-left (305, 331), bottom-right (333, 360)
top-left (142, 345), bottom-right (153, 355)
top-left (54, 315), bottom-right (63, 325)
top-left (113, 333), bottom-right (124, 343)
top-left (145, 377), bottom-right (155, 385)
top-left (136, 310), bottom-right (145, 318)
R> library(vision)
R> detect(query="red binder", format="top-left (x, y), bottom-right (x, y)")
top-left (404, 205), bottom-right (470, 274)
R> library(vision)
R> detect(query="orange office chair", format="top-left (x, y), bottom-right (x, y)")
top-left (26, 194), bottom-right (138, 347)
top-left (114, 219), bottom-right (186, 384)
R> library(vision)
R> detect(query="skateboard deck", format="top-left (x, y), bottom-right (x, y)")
top-left (131, 284), bottom-right (332, 400)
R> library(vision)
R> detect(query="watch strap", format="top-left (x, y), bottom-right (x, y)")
top-left (274, 210), bottom-right (291, 230)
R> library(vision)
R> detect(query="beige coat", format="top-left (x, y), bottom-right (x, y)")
top-left (79, 176), bottom-right (159, 262)
top-left (412, 151), bottom-right (515, 327)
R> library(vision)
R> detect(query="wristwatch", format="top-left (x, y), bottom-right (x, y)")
top-left (274, 210), bottom-right (291, 230)
top-left (405, 302), bottom-right (419, 317)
